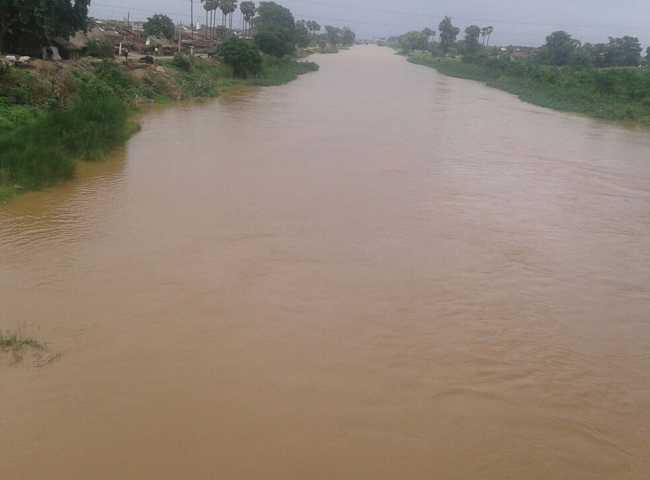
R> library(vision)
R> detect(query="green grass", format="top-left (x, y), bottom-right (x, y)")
top-left (0, 332), bottom-right (44, 351)
top-left (409, 52), bottom-right (650, 125)
top-left (1, 55), bottom-right (321, 203)
top-left (0, 78), bottom-right (132, 190)
top-left (253, 57), bottom-right (319, 86)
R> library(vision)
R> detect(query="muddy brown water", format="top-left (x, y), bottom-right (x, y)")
top-left (1, 46), bottom-right (650, 479)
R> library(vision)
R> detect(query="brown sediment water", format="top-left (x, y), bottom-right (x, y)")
top-left (1, 46), bottom-right (649, 479)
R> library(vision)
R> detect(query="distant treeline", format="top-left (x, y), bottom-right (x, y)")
top-left (390, 17), bottom-right (649, 68)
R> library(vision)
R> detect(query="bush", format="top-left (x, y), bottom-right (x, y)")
top-left (0, 77), bottom-right (130, 189)
top-left (218, 39), bottom-right (262, 78)
top-left (254, 57), bottom-right (319, 86)
top-left (255, 31), bottom-right (293, 58)
top-left (95, 61), bottom-right (134, 98)
top-left (86, 40), bottom-right (114, 58)
top-left (172, 54), bottom-right (193, 72)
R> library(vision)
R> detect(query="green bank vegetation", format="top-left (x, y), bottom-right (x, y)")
top-left (0, 331), bottom-right (44, 351)
top-left (1, 1), bottom-right (347, 203)
top-left (391, 19), bottom-right (650, 126)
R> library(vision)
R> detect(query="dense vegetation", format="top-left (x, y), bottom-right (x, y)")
top-left (218, 39), bottom-right (262, 77)
top-left (0, 0), bottom-right (90, 54)
top-left (392, 18), bottom-right (650, 125)
top-left (0, 1), bottom-right (353, 202)
top-left (0, 55), bottom-right (318, 202)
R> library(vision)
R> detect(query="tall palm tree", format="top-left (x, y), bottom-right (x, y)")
top-left (202, 0), bottom-right (209, 38)
top-left (203, 0), bottom-right (219, 39)
top-left (240, 1), bottom-right (256, 34)
top-left (482, 26), bottom-right (494, 47)
top-left (220, 0), bottom-right (237, 30)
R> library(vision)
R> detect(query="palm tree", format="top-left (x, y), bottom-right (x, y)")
top-left (240, 1), bottom-right (256, 35)
top-left (219, 0), bottom-right (235, 27)
top-left (203, 0), bottom-right (220, 39)
top-left (306, 20), bottom-right (320, 42)
top-left (201, 0), bottom-right (210, 39)
top-left (481, 26), bottom-right (494, 47)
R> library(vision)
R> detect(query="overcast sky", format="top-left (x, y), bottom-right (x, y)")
top-left (90, 0), bottom-right (650, 46)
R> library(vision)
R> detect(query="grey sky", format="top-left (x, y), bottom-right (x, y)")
top-left (90, 0), bottom-right (650, 46)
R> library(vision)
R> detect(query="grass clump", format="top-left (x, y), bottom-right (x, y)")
top-left (86, 40), bottom-right (114, 59)
top-left (253, 57), bottom-right (319, 86)
top-left (0, 77), bottom-right (132, 190)
top-left (0, 332), bottom-right (44, 351)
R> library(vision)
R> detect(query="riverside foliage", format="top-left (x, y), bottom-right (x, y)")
top-left (392, 19), bottom-right (650, 125)
top-left (0, 55), bottom-right (319, 202)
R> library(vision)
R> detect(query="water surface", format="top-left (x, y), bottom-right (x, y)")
top-left (2, 46), bottom-right (650, 479)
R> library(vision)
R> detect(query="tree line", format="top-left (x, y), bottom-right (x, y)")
top-left (207, 2), bottom-right (354, 77)
top-left (392, 17), bottom-right (649, 69)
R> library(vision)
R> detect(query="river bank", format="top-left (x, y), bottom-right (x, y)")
top-left (0, 55), bottom-right (318, 204)
top-left (408, 51), bottom-right (650, 127)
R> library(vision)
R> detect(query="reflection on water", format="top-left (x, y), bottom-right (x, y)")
top-left (1, 46), bottom-right (649, 479)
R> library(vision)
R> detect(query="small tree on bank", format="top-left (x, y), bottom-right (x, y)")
top-left (295, 20), bottom-right (311, 48)
top-left (439, 16), bottom-right (460, 54)
top-left (254, 1), bottom-right (295, 55)
top-left (217, 38), bottom-right (262, 77)
top-left (464, 25), bottom-right (481, 54)
top-left (144, 14), bottom-right (175, 40)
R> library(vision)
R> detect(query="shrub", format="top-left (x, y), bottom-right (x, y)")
top-left (0, 77), bottom-right (130, 189)
top-left (218, 39), bottom-right (262, 78)
top-left (172, 54), bottom-right (193, 72)
top-left (255, 31), bottom-right (293, 58)
top-left (86, 40), bottom-right (114, 58)
top-left (95, 61), bottom-right (134, 98)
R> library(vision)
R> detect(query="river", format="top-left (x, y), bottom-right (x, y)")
top-left (1, 46), bottom-right (649, 479)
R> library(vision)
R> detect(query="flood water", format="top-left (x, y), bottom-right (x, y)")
top-left (1, 46), bottom-right (650, 479)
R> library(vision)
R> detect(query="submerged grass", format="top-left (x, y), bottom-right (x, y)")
top-left (0, 55), bottom-right (320, 201)
top-left (253, 58), bottom-right (320, 86)
top-left (0, 332), bottom-right (44, 351)
top-left (409, 52), bottom-right (650, 125)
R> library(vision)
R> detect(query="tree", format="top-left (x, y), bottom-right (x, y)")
top-left (144, 14), bottom-right (175, 40)
top-left (306, 20), bottom-right (320, 34)
top-left (202, 0), bottom-right (220, 39)
top-left (398, 31), bottom-right (428, 52)
top-left (240, 1), bottom-right (256, 34)
top-left (341, 27), bottom-right (355, 46)
top-left (480, 26), bottom-right (494, 47)
top-left (217, 38), bottom-right (262, 77)
top-left (542, 31), bottom-right (580, 66)
top-left (324, 25), bottom-right (341, 46)
top-left (422, 28), bottom-right (435, 41)
top-left (255, 31), bottom-right (292, 56)
top-left (605, 36), bottom-right (642, 67)
top-left (254, 1), bottom-right (295, 54)
top-left (220, 0), bottom-right (237, 30)
top-left (1, 0), bottom-right (91, 54)
top-left (464, 25), bottom-right (481, 53)
top-left (438, 16), bottom-right (460, 54)
top-left (646, 47), bottom-right (650, 63)
top-left (295, 20), bottom-right (310, 48)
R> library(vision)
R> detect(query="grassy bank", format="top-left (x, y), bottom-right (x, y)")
top-left (409, 51), bottom-right (650, 125)
top-left (0, 55), bottom-right (319, 203)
